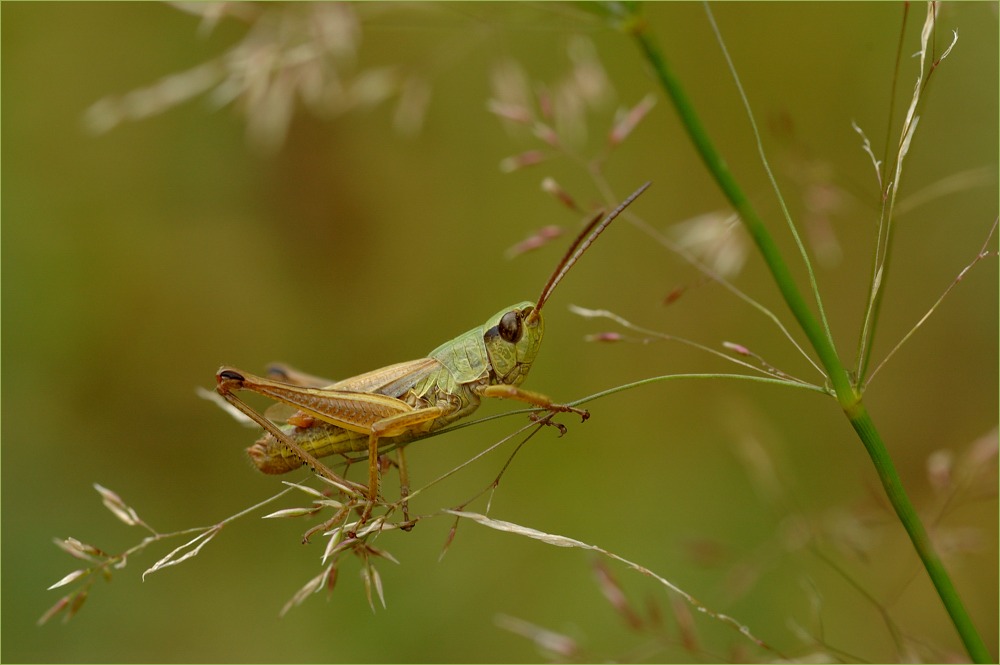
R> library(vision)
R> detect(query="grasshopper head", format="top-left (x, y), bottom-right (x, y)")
top-left (483, 300), bottom-right (543, 386)
top-left (479, 183), bottom-right (651, 388)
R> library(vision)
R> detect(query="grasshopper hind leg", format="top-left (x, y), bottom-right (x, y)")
top-left (215, 370), bottom-right (364, 494)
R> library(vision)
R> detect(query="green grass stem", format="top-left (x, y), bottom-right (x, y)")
top-left (609, 4), bottom-right (990, 661)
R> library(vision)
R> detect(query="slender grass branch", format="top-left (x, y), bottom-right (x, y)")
top-left (586, 175), bottom-right (827, 378)
top-left (880, 4), bottom-right (911, 188)
top-left (866, 217), bottom-right (998, 387)
top-left (858, 4), bottom-right (959, 381)
top-left (40, 485), bottom-right (296, 625)
top-left (447, 509), bottom-right (781, 657)
top-left (569, 303), bottom-right (820, 387)
top-left (702, 4), bottom-right (837, 354)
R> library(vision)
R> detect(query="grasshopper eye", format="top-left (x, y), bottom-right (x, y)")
top-left (498, 310), bottom-right (522, 344)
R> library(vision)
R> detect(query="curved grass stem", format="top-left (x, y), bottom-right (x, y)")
top-left (615, 5), bottom-right (989, 661)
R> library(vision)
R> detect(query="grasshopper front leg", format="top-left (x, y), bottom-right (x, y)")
top-left (477, 384), bottom-right (589, 422)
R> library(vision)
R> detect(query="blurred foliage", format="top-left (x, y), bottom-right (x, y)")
top-left (3, 3), bottom-right (997, 662)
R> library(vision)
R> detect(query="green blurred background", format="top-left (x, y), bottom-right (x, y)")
top-left (3, 3), bottom-right (997, 662)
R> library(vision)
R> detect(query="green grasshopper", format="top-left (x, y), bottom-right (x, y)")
top-left (215, 182), bottom-right (650, 515)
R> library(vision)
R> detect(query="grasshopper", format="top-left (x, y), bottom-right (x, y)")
top-left (215, 182), bottom-right (650, 517)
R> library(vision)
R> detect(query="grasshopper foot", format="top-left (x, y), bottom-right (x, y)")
top-left (529, 412), bottom-right (568, 436)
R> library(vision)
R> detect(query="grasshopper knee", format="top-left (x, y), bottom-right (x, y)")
top-left (217, 368), bottom-right (246, 383)
top-left (216, 368), bottom-right (248, 393)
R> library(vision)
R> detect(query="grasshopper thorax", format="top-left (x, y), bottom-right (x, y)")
top-left (482, 300), bottom-right (543, 387)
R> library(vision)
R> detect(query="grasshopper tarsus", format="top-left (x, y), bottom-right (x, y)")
top-left (528, 412), bottom-right (568, 436)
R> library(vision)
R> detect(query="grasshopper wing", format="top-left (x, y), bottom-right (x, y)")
top-left (331, 357), bottom-right (443, 398)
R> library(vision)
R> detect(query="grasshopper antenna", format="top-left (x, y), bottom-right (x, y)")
top-left (528, 181), bottom-right (651, 322)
